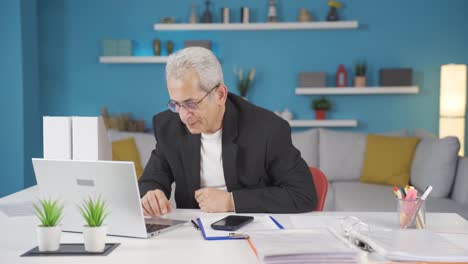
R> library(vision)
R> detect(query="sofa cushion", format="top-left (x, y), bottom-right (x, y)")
top-left (291, 129), bottom-right (319, 167)
top-left (425, 197), bottom-right (468, 220)
top-left (107, 129), bottom-right (156, 167)
top-left (319, 129), bottom-right (409, 182)
top-left (319, 130), bottom-right (367, 181)
top-left (360, 135), bottom-right (420, 187)
top-left (452, 157), bottom-right (468, 204)
top-left (332, 181), bottom-right (396, 211)
top-left (112, 138), bottom-right (144, 178)
top-left (411, 136), bottom-right (460, 198)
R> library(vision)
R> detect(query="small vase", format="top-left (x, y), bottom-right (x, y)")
top-left (166, 41), bottom-right (174, 55)
top-left (201, 0), bottom-right (212, 23)
top-left (152, 39), bottom-right (161, 56)
top-left (315, 110), bottom-right (326, 120)
top-left (326, 7), bottom-right (339, 21)
top-left (83, 225), bottom-right (108, 252)
top-left (189, 3), bottom-right (198, 23)
top-left (37, 226), bottom-right (61, 252)
top-left (354, 76), bottom-right (366, 87)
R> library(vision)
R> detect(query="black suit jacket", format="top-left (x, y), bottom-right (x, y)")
top-left (139, 93), bottom-right (317, 213)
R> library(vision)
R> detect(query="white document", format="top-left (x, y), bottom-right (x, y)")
top-left (353, 229), bottom-right (468, 262)
top-left (290, 215), bottom-right (345, 231)
top-left (248, 229), bottom-right (361, 264)
top-left (198, 215), bottom-right (280, 238)
top-left (43, 116), bottom-right (72, 159)
top-left (72, 116), bottom-right (111, 161)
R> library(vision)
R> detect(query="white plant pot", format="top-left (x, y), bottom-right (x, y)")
top-left (36, 225), bottom-right (61, 252)
top-left (83, 225), bottom-right (108, 252)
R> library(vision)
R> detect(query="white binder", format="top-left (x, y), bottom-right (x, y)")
top-left (43, 116), bottom-right (72, 159)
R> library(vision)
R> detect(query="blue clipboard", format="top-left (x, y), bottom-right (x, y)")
top-left (196, 216), bottom-right (284, 241)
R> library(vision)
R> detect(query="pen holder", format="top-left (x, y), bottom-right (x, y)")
top-left (397, 198), bottom-right (426, 229)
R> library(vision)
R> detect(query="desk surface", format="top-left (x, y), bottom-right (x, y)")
top-left (2, 186), bottom-right (468, 264)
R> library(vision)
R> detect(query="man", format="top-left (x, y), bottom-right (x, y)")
top-left (139, 47), bottom-right (317, 216)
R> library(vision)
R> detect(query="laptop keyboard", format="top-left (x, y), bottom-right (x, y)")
top-left (146, 224), bottom-right (171, 233)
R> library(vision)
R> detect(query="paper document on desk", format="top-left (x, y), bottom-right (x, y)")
top-left (248, 228), bottom-right (362, 264)
top-left (0, 201), bottom-right (35, 217)
top-left (353, 229), bottom-right (468, 262)
top-left (197, 215), bottom-right (282, 240)
top-left (289, 215), bottom-right (344, 230)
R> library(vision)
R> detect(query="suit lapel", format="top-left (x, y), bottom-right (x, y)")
top-left (222, 97), bottom-right (239, 191)
top-left (182, 131), bottom-right (201, 207)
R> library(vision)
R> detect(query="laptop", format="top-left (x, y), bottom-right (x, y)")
top-left (32, 158), bottom-right (187, 238)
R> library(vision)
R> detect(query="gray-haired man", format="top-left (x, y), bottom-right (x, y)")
top-left (139, 47), bottom-right (317, 215)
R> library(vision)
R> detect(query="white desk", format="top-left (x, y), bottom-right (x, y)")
top-left (2, 186), bottom-right (468, 263)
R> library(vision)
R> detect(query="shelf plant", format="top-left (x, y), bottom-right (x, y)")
top-left (311, 97), bottom-right (332, 120)
top-left (234, 66), bottom-right (256, 100)
top-left (354, 61), bottom-right (367, 87)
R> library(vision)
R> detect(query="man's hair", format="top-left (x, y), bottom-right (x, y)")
top-left (165, 47), bottom-right (224, 92)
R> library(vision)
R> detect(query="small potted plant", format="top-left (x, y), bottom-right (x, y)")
top-left (311, 97), bottom-right (332, 120)
top-left (79, 195), bottom-right (109, 252)
top-left (354, 62), bottom-right (367, 87)
top-left (326, 0), bottom-right (342, 21)
top-left (233, 66), bottom-right (256, 100)
top-left (34, 198), bottom-right (64, 251)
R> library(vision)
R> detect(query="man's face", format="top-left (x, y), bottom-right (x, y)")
top-left (167, 71), bottom-right (223, 134)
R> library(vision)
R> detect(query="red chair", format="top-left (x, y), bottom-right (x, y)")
top-left (309, 167), bottom-right (328, 211)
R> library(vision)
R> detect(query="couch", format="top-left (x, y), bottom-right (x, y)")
top-left (108, 128), bottom-right (468, 219)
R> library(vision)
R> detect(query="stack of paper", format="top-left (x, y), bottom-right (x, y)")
top-left (248, 229), bottom-right (362, 264)
top-left (353, 229), bottom-right (468, 262)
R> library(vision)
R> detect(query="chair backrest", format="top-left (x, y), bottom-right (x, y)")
top-left (309, 167), bottom-right (328, 211)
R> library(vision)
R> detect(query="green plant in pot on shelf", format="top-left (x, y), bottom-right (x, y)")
top-left (79, 195), bottom-right (109, 252)
top-left (354, 62), bottom-right (367, 87)
top-left (311, 97), bottom-right (331, 120)
top-left (34, 198), bottom-right (64, 252)
top-left (233, 66), bottom-right (256, 100)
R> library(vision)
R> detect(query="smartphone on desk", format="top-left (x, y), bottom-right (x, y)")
top-left (210, 215), bottom-right (254, 231)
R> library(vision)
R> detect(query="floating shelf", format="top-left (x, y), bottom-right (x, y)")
top-left (153, 21), bottom-right (358, 31)
top-left (288, 119), bottom-right (358, 127)
top-left (99, 56), bottom-right (168, 64)
top-left (295, 86), bottom-right (419, 95)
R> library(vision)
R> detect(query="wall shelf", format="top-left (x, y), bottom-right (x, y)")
top-left (153, 21), bottom-right (358, 31)
top-left (295, 86), bottom-right (419, 95)
top-left (99, 56), bottom-right (168, 64)
top-left (288, 119), bottom-right (358, 127)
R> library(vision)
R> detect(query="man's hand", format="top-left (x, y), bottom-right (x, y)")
top-left (195, 188), bottom-right (234, 213)
top-left (141, 189), bottom-right (173, 216)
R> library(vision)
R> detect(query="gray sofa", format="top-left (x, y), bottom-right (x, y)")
top-left (108, 128), bottom-right (468, 219)
top-left (291, 128), bottom-right (468, 220)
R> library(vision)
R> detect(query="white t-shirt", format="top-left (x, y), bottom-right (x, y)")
top-left (200, 129), bottom-right (227, 191)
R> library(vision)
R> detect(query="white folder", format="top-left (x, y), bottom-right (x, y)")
top-left (43, 116), bottom-right (72, 159)
top-left (72, 116), bottom-right (111, 161)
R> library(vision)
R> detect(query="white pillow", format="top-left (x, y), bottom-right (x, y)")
top-left (410, 136), bottom-right (460, 198)
top-left (291, 129), bottom-right (319, 167)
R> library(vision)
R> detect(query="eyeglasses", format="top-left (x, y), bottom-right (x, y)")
top-left (167, 85), bottom-right (219, 113)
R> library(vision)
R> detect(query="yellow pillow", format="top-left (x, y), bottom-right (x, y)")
top-left (360, 134), bottom-right (420, 187)
top-left (112, 137), bottom-right (144, 179)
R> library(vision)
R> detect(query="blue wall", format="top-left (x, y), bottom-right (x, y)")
top-left (0, 0), bottom-right (24, 197)
top-left (0, 0), bottom-right (41, 197)
top-left (1, 0), bottom-right (467, 196)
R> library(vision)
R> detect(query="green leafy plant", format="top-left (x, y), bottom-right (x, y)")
top-left (233, 66), bottom-right (256, 97)
top-left (311, 97), bottom-right (332, 111)
top-left (33, 198), bottom-right (64, 227)
top-left (355, 62), bottom-right (367, 77)
top-left (79, 195), bottom-right (109, 227)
